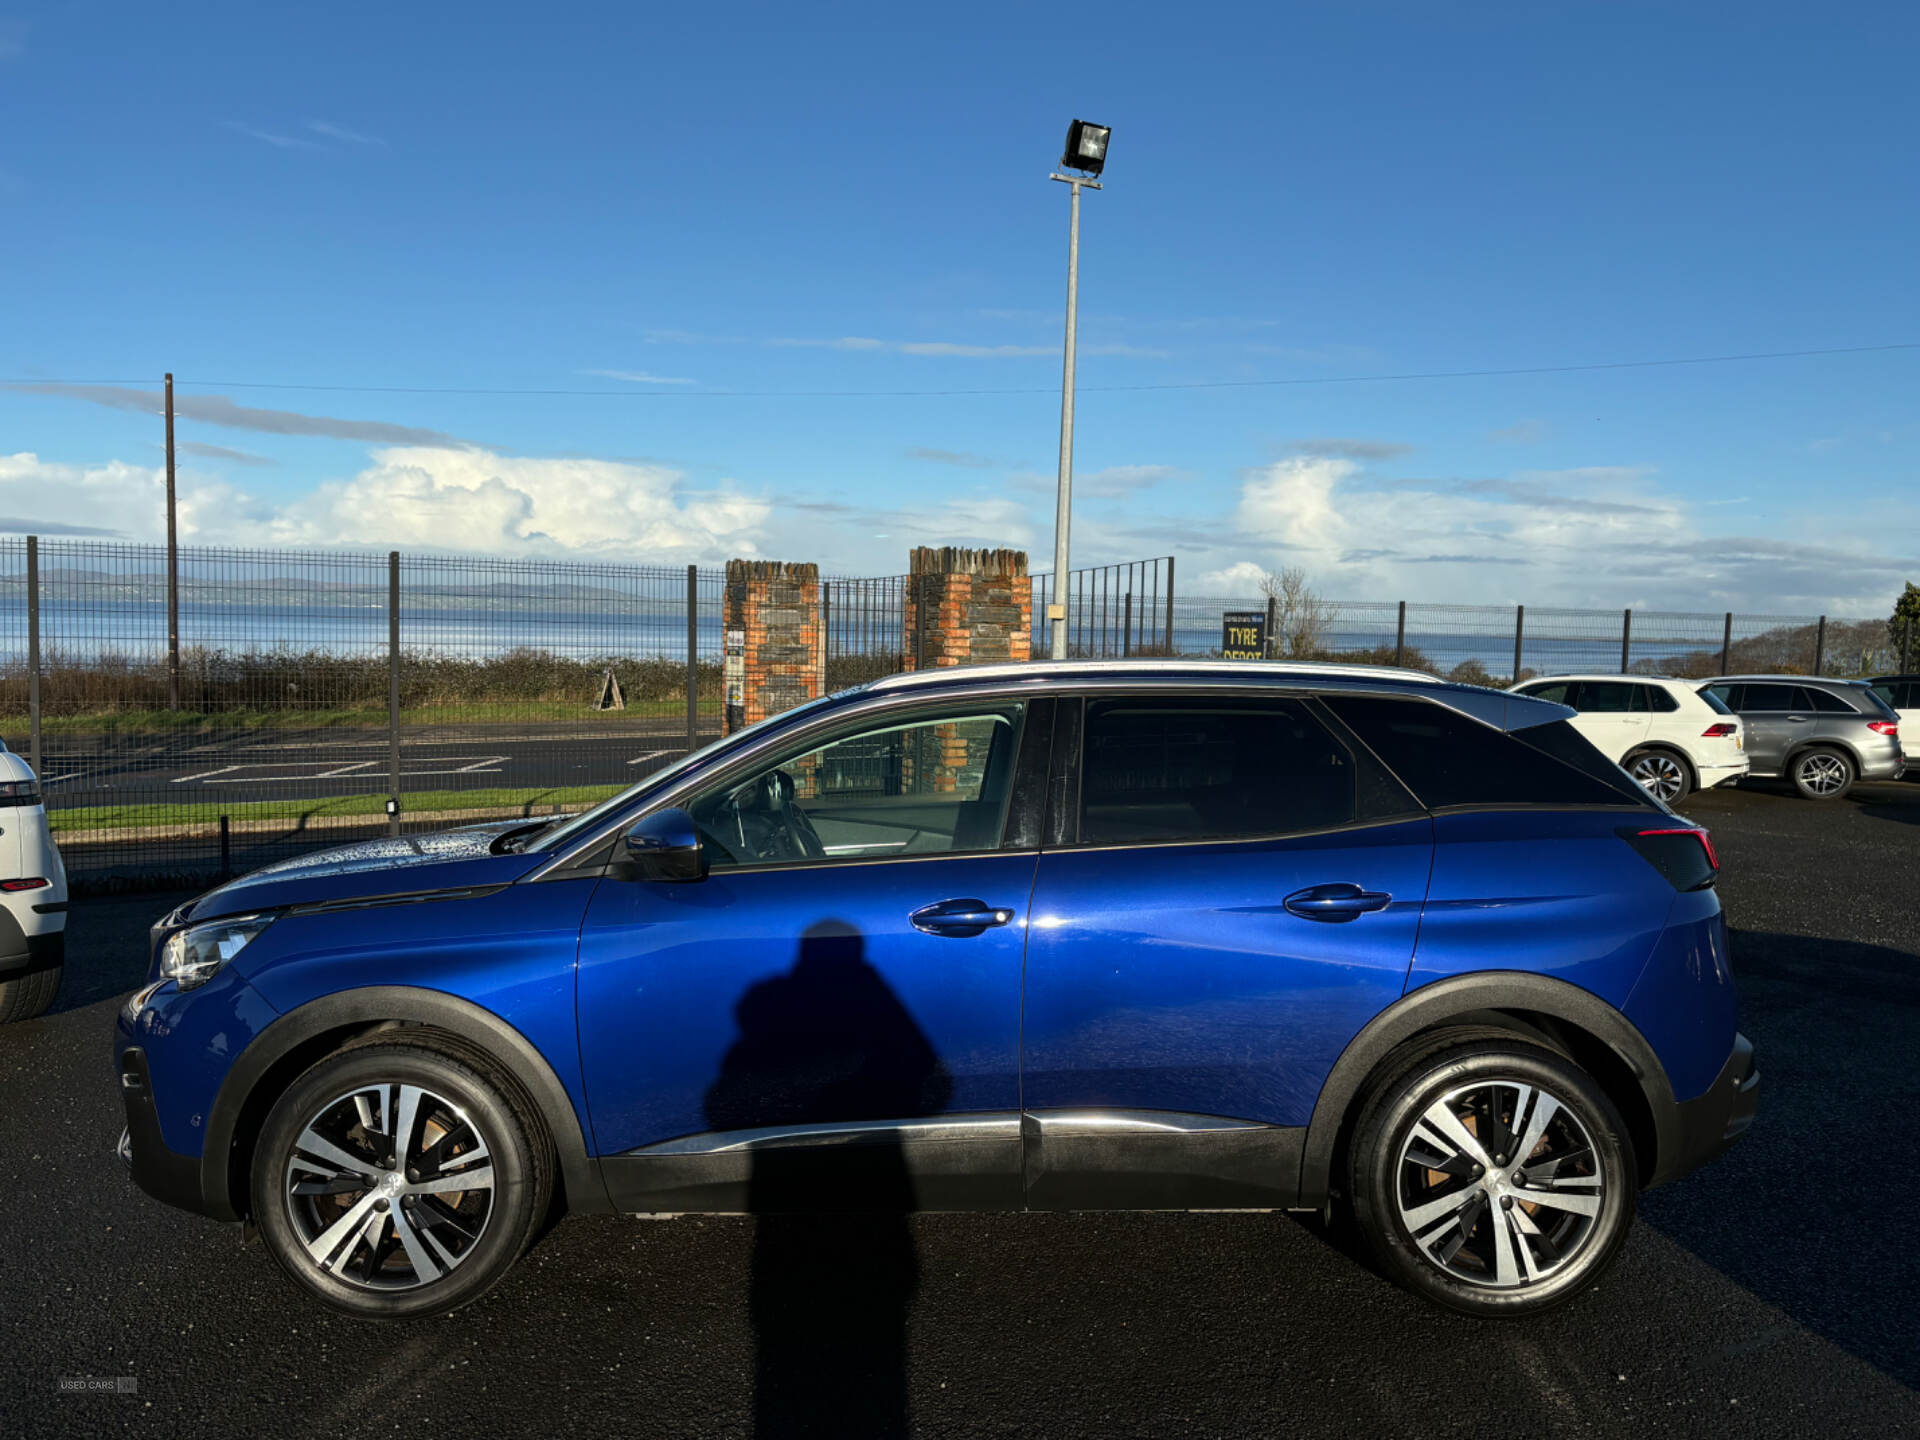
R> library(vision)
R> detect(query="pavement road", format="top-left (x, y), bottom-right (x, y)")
top-left (3, 779), bottom-right (1917, 1438)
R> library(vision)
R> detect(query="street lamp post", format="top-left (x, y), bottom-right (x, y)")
top-left (1048, 119), bottom-right (1110, 660)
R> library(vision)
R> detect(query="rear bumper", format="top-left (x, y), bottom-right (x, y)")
top-left (1697, 759), bottom-right (1750, 788)
top-left (0, 910), bottom-right (64, 975)
top-left (1659, 1031), bottom-right (1759, 1186)
top-left (1859, 749), bottom-right (1905, 781)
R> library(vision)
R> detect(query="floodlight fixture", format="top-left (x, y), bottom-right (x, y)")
top-left (1060, 119), bottom-right (1111, 176)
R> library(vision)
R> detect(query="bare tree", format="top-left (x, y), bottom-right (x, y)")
top-left (1258, 566), bottom-right (1332, 658)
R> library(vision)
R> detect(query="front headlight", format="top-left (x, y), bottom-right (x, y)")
top-left (159, 914), bottom-right (273, 990)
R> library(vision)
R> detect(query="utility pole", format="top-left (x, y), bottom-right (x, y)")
top-left (165, 373), bottom-right (180, 709)
top-left (1047, 174), bottom-right (1097, 659)
top-left (1046, 119), bottom-right (1111, 660)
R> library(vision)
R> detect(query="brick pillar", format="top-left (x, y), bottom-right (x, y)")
top-left (723, 560), bottom-right (824, 734)
top-left (902, 547), bottom-right (1031, 672)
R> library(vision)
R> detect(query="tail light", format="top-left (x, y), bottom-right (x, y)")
top-left (1702, 723), bottom-right (1738, 738)
top-left (0, 877), bottom-right (50, 892)
top-left (1867, 721), bottom-right (1899, 738)
top-left (1618, 826), bottom-right (1718, 890)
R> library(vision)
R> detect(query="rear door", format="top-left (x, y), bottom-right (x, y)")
top-left (1565, 680), bottom-right (1650, 762)
top-left (1018, 691), bottom-right (1432, 1210)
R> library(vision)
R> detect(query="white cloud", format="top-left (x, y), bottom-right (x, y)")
top-left (0, 447), bottom-right (770, 562)
top-left (585, 369), bottom-right (697, 385)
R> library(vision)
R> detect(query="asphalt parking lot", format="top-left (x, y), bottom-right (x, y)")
top-left (3, 778), bottom-right (1916, 1438)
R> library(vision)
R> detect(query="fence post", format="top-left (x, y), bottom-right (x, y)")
top-left (165, 373), bottom-right (180, 711)
top-left (685, 565), bottom-right (699, 754)
top-left (1620, 608), bottom-right (1632, 673)
top-left (1265, 595), bottom-right (1280, 659)
top-left (25, 535), bottom-right (40, 779)
top-left (387, 551), bottom-right (401, 837)
top-left (1512, 604), bottom-right (1525, 683)
top-left (1394, 601), bottom-right (1406, 668)
top-left (1813, 615), bottom-right (1826, 676)
top-left (1720, 613), bottom-right (1733, 675)
top-left (1122, 591), bottom-right (1132, 657)
top-left (1163, 556), bottom-right (1175, 652)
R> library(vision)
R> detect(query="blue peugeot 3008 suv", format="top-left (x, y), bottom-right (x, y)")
top-left (116, 661), bottom-right (1757, 1319)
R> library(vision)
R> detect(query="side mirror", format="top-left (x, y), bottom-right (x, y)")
top-left (623, 808), bottom-right (707, 882)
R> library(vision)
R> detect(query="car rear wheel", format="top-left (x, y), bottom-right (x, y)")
top-left (1349, 1041), bottom-right (1636, 1316)
top-left (0, 961), bottom-right (60, 1022)
top-left (250, 1035), bottom-right (551, 1319)
top-left (1790, 746), bottom-right (1853, 800)
top-left (1624, 748), bottom-right (1691, 803)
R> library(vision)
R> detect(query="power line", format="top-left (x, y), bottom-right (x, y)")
top-left (5, 341), bottom-right (1916, 400)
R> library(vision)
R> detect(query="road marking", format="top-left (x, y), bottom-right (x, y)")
top-left (171, 757), bottom-right (512, 784)
top-left (626, 750), bottom-right (674, 766)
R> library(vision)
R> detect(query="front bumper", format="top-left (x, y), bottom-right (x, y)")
top-left (1663, 1031), bottom-right (1759, 1184)
top-left (116, 1045), bottom-right (212, 1214)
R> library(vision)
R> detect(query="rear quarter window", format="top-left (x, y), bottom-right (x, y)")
top-left (1321, 695), bottom-right (1654, 811)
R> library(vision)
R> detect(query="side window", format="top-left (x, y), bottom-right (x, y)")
top-left (687, 703), bottom-right (1025, 869)
top-left (1698, 686), bottom-right (1734, 716)
top-left (1704, 683), bottom-right (1741, 712)
top-left (1869, 683), bottom-right (1898, 710)
top-left (1636, 685), bottom-right (1679, 713)
top-left (1798, 687), bottom-right (1855, 714)
top-left (1523, 681), bottom-right (1572, 706)
top-left (1322, 695), bottom-right (1651, 810)
top-left (1740, 683), bottom-right (1797, 712)
top-left (1077, 696), bottom-right (1410, 845)
top-left (1577, 682), bottom-right (1633, 713)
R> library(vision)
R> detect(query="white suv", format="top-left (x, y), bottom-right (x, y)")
top-left (0, 740), bottom-right (67, 1022)
top-left (1508, 674), bottom-right (1748, 802)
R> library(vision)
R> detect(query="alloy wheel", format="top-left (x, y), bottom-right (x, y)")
top-left (1394, 1078), bottom-right (1605, 1290)
top-left (1797, 752), bottom-right (1849, 797)
top-left (1628, 752), bottom-right (1686, 802)
top-left (283, 1082), bottom-right (496, 1291)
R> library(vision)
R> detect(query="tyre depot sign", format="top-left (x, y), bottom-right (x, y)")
top-left (1221, 610), bottom-right (1266, 659)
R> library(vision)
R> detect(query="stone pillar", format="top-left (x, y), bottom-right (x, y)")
top-left (723, 560), bottom-right (824, 734)
top-left (902, 547), bottom-right (1031, 671)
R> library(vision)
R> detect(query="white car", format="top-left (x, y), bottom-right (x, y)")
top-left (0, 740), bottom-right (67, 1022)
top-left (1508, 674), bottom-right (1748, 802)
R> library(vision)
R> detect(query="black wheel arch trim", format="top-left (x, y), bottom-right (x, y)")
top-left (200, 984), bottom-right (610, 1222)
top-left (1297, 970), bottom-right (1683, 1208)
top-left (1784, 740), bottom-right (1861, 775)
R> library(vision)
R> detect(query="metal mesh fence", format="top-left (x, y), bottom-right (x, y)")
top-left (1, 532), bottom-right (1908, 886)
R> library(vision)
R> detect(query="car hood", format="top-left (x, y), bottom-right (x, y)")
top-left (176, 820), bottom-right (548, 923)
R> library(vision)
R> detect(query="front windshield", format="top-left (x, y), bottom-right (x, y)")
top-left (528, 691), bottom-right (848, 853)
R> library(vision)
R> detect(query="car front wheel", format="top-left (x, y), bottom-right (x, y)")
top-left (1349, 1040), bottom-right (1636, 1316)
top-left (250, 1035), bottom-right (551, 1319)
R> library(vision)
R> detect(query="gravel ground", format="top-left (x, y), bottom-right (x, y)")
top-left (2, 777), bottom-right (1915, 1438)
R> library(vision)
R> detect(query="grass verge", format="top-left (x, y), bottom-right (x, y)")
top-left (49, 784), bottom-right (627, 836)
top-left (8, 701), bottom-right (705, 737)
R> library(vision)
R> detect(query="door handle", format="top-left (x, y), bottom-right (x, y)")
top-left (1283, 883), bottom-right (1393, 923)
top-left (910, 898), bottom-right (1017, 937)
top-left (1785, 715), bottom-right (1809, 723)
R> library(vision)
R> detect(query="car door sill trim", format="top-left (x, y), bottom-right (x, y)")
top-left (1025, 1108), bottom-right (1268, 1137)
top-left (623, 1111), bottom-right (1023, 1156)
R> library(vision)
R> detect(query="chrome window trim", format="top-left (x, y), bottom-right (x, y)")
top-left (526, 674), bottom-right (1564, 880)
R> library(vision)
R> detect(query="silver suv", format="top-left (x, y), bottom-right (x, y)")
top-left (1697, 675), bottom-right (1906, 799)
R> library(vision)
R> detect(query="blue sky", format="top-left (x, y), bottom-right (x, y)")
top-left (3, 0), bottom-right (1917, 613)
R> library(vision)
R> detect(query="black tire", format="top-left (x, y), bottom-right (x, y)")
top-left (1349, 1039), bottom-right (1636, 1317)
top-left (1623, 747), bottom-right (1692, 804)
top-left (0, 961), bottom-right (61, 1023)
top-left (250, 1034), bottom-right (551, 1319)
top-left (1789, 745), bottom-right (1854, 801)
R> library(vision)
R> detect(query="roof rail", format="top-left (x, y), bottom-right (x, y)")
top-left (866, 658), bottom-right (1442, 693)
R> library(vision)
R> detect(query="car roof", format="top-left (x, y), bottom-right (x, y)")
top-left (858, 658), bottom-right (1575, 731)
top-left (1511, 673), bottom-right (1694, 686)
top-left (1707, 674), bottom-right (1872, 686)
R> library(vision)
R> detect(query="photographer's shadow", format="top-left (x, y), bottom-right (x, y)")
top-left (705, 921), bottom-right (950, 1439)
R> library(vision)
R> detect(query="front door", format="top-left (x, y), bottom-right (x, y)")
top-left (1020, 693), bottom-right (1434, 1210)
top-left (1564, 680), bottom-right (1651, 762)
top-left (1715, 681), bottom-right (1801, 772)
top-left (577, 698), bottom-right (1039, 1213)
